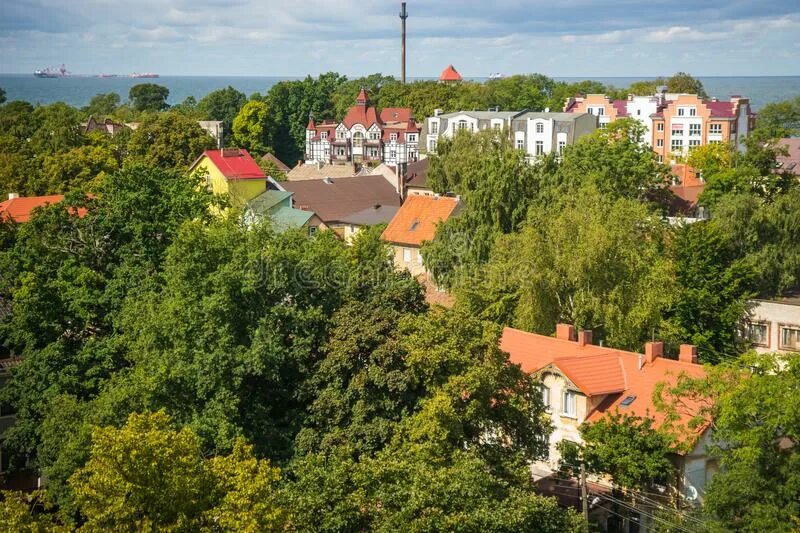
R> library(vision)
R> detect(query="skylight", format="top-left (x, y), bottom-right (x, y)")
top-left (620, 395), bottom-right (637, 408)
top-left (409, 219), bottom-right (420, 231)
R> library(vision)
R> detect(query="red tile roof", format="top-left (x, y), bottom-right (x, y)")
top-left (343, 104), bottom-right (379, 129)
top-left (380, 108), bottom-right (412, 123)
top-left (439, 64), bottom-right (462, 82)
top-left (0, 195), bottom-right (86, 223)
top-left (499, 327), bottom-right (708, 436)
top-left (704, 100), bottom-right (735, 118)
top-left (195, 149), bottom-right (266, 180)
top-left (381, 195), bottom-right (460, 246)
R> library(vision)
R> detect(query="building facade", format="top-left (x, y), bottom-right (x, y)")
top-left (423, 110), bottom-right (596, 159)
top-left (746, 294), bottom-right (800, 354)
top-left (565, 91), bottom-right (754, 162)
top-left (305, 89), bottom-right (420, 170)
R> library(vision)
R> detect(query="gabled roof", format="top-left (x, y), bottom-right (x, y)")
top-left (0, 195), bottom-right (87, 223)
top-left (405, 159), bottom-right (429, 189)
top-left (192, 149), bottom-right (266, 180)
top-left (439, 64), bottom-right (462, 82)
top-left (261, 152), bottom-right (291, 173)
top-left (281, 175), bottom-right (401, 223)
top-left (343, 105), bottom-right (379, 129)
top-left (499, 327), bottom-right (707, 435)
top-left (380, 108), bottom-right (412, 123)
top-left (381, 195), bottom-right (460, 246)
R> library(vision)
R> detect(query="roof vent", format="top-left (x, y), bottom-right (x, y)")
top-left (8, 193), bottom-right (19, 200)
top-left (620, 395), bottom-right (637, 408)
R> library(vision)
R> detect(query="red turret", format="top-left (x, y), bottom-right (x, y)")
top-left (439, 64), bottom-right (462, 83)
top-left (356, 88), bottom-right (369, 106)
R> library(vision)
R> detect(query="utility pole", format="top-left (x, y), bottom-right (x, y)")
top-left (400, 2), bottom-right (408, 83)
top-left (580, 461), bottom-right (589, 533)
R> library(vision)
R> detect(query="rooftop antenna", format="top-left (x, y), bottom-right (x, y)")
top-left (400, 2), bottom-right (408, 84)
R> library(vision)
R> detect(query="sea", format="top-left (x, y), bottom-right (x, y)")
top-left (1, 74), bottom-right (798, 111)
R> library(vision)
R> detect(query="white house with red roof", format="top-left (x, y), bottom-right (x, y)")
top-left (500, 324), bottom-right (715, 509)
top-left (305, 89), bottom-right (420, 170)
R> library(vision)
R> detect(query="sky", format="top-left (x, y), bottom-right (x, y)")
top-left (1, 0), bottom-right (799, 77)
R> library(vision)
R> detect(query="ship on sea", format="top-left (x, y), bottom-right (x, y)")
top-left (34, 64), bottom-right (68, 78)
top-left (130, 73), bottom-right (159, 78)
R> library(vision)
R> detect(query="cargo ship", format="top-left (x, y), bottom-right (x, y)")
top-left (34, 64), bottom-right (68, 78)
top-left (130, 73), bottom-right (159, 78)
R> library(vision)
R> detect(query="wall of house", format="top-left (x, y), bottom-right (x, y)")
top-left (391, 244), bottom-right (426, 277)
top-left (194, 156), bottom-right (267, 208)
top-left (747, 300), bottom-right (800, 353)
top-left (538, 371), bottom-right (592, 469)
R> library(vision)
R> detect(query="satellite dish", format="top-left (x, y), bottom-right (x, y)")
top-left (684, 485), bottom-right (698, 501)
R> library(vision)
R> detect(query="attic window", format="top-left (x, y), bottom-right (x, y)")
top-left (409, 219), bottom-right (420, 231)
top-left (620, 395), bottom-right (637, 408)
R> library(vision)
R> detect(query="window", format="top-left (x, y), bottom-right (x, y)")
top-left (671, 139), bottom-right (683, 151)
top-left (562, 391), bottom-right (577, 417)
top-left (709, 123), bottom-right (722, 134)
top-left (407, 134), bottom-right (417, 143)
top-left (369, 131), bottom-right (380, 140)
top-left (493, 123), bottom-right (502, 130)
top-left (458, 120), bottom-right (468, 131)
top-left (516, 139), bottom-right (524, 150)
top-left (337, 130), bottom-right (345, 139)
top-left (689, 139), bottom-right (701, 147)
top-left (403, 248), bottom-right (412, 262)
top-left (390, 150), bottom-right (397, 158)
top-left (535, 122), bottom-right (544, 133)
top-left (321, 131), bottom-right (328, 139)
top-left (430, 121), bottom-right (438, 134)
top-left (689, 108), bottom-right (697, 116)
top-left (672, 126), bottom-right (683, 136)
top-left (558, 140), bottom-right (566, 153)
top-left (429, 139), bottom-right (437, 151)
top-left (689, 123), bottom-right (701, 136)
top-left (307, 226), bottom-right (318, 237)
top-left (678, 108), bottom-right (685, 116)
top-left (637, 109), bottom-right (641, 116)
top-left (336, 147), bottom-right (345, 156)
top-left (747, 322), bottom-right (769, 347)
top-left (324, 148), bottom-right (330, 156)
top-left (658, 155), bottom-right (664, 163)
top-left (656, 139), bottom-right (664, 147)
top-left (780, 325), bottom-right (800, 350)
top-left (390, 133), bottom-right (398, 142)
top-left (656, 122), bottom-right (664, 132)
top-left (540, 385), bottom-right (550, 409)
top-left (535, 141), bottom-right (544, 155)
top-left (709, 140), bottom-right (721, 145)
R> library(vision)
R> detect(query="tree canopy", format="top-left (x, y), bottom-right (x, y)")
top-left (128, 83), bottom-right (170, 112)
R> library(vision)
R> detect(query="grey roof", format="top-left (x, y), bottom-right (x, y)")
top-left (433, 110), bottom-right (524, 120)
top-left (515, 111), bottom-right (589, 121)
top-left (337, 204), bottom-right (400, 226)
top-left (281, 174), bottom-right (401, 223)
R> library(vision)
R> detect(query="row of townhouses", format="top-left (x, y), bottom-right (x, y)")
top-left (564, 89), bottom-right (754, 162)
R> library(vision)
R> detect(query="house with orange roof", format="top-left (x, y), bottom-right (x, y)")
top-left (381, 194), bottom-right (460, 277)
top-left (304, 89), bottom-right (421, 171)
top-left (439, 64), bottom-right (462, 83)
top-left (0, 193), bottom-right (87, 223)
top-left (188, 148), bottom-right (268, 207)
top-left (500, 324), bottom-right (714, 507)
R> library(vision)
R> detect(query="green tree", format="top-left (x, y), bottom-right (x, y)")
top-left (30, 102), bottom-right (84, 156)
top-left (0, 87), bottom-right (6, 105)
top-left (755, 95), bottom-right (800, 137)
top-left (197, 86), bottom-right (246, 144)
top-left (37, 144), bottom-right (118, 194)
top-left (666, 72), bottom-right (708, 98)
top-left (126, 111), bottom-right (215, 168)
top-left (82, 93), bottom-right (120, 118)
top-left (456, 188), bottom-right (676, 351)
top-left (128, 83), bottom-right (170, 112)
top-left (232, 100), bottom-right (271, 155)
top-left (656, 353), bottom-right (800, 532)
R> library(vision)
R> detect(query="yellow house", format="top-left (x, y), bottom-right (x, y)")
top-left (189, 149), bottom-right (268, 207)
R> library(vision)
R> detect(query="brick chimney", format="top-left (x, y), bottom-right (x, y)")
top-left (644, 342), bottom-right (663, 364)
top-left (577, 330), bottom-right (592, 347)
top-left (556, 323), bottom-right (576, 341)
top-left (679, 344), bottom-right (698, 364)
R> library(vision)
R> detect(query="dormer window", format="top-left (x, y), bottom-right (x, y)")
top-left (321, 132), bottom-right (328, 139)
top-left (390, 133), bottom-right (398, 141)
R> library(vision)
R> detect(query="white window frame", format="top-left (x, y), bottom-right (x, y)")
top-left (689, 123), bottom-right (701, 136)
top-left (390, 132), bottom-right (398, 142)
top-left (541, 385), bottom-right (551, 410)
top-left (403, 248), bottom-right (412, 262)
top-left (535, 122), bottom-right (544, 134)
top-left (657, 122), bottom-right (664, 132)
top-left (535, 140), bottom-right (544, 155)
top-left (516, 139), bottom-right (524, 150)
top-left (562, 390), bottom-right (577, 417)
top-left (671, 139), bottom-right (683, 151)
top-left (709, 123), bottom-right (722, 134)
top-left (430, 121), bottom-right (438, 134)
top-left (780, 325), bottom-right (800, 351)
top-left (746, 321), bottom-right (769, 347)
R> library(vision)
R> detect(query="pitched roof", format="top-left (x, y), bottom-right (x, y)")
top-left (405, 158), bottom-right (429, 189)
top-left (260, 152), bottom-right (291, 173)
top-left (381, 195), bottom-right (460, 246)
top-left (704, 100), bottom-right (735, 118)
top-left (499, 327), bottom-right (707, 435)
top-left (337, 204), bottom-right (399, 226)
top-left (777, 138), bottom-right (800, 176)
top-left (0, 194), bottom-right (80, 223)
top-left (286, 162), bottom-right (360, 181)
top-left (193, 149), bottom-right (265, 180)
top-left (380, 107), bottom-right (412, 123)
top-left (281, 175), bottom-right (401, 223)
top-left (439, 64), bottom-right (462, 82)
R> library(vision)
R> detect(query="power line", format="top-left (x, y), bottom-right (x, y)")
top-left (590, 492), bottom-right (696, 533)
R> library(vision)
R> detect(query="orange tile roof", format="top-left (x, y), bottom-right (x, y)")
top-left (381, 195), bottom-right (460, 247)
top-left (0, 195), bottom-right (68, 223)
top-left (499, 327), bottom-right (708, 438)
top-left (439, 64), bottom-right (462, 82)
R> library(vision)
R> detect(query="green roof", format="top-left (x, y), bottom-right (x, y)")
top-left (246, 190), bottom-right (316, 231)
top-left (248, 190), bottom-right (293, 214)
top-left (269, 206), bottom-right (315, 231)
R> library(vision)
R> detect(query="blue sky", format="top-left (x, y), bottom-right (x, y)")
top-left (1, 0), bottom-right (798, 77)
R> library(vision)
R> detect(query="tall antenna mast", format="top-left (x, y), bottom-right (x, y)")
top-left (400, 2), bottom-right (408, 84)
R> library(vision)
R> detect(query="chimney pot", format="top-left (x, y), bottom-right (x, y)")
top-left (644, 341), bottom-right (663, 364)
top-left (556, 323), bottom-right (576, 342)
top-left (577, 330), bottom-right (592, 347)
top-left (8, 192), bottom-right (19, 200)
top-left (679, 344), bottom-right (698, 364)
